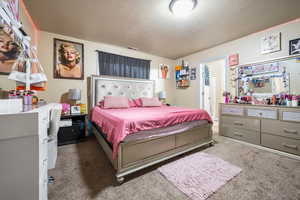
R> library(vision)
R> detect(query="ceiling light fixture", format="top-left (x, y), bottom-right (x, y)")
top-left (169, 0), bottom-right (197, 17)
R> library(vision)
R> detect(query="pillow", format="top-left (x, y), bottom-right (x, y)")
top-left (98, 98), bottom-right (136, 108)
top-left (103, 96), bottom-right (129, 109)
top-left (140, 97), bottom-right (162, 107)
top-left (133, 98), bottom-right (142, 107)
top-left (97, 100), bottom-right (104, 108)
top-left (128, 99), bottom-right (136, 107)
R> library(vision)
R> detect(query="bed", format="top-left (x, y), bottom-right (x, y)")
top-left (88, 75), bottom-right (214, 183)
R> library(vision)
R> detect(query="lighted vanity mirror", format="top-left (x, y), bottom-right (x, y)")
top-left (238, 56), bottom-right (300, 97)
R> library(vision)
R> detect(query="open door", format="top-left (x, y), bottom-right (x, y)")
top-left (199, 59), bottom-right (227, 121)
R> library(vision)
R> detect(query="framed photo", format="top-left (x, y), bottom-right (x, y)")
top-left (53, 38), bottom-right (84, 80)
top-left (289, 38), bottom-right (300, 55)
top-left (159, 64), bottom-right (170, 79)
top-left (261, 32), bottom-right (281, 54)
top-left (229, 54), bottom-right (239, 66)
top-left (71, 106), bottom-right (81, 114)
top-left (190, 68), bottom-right (196, 80)
top-left (0, 24), bottom-right (21, 75)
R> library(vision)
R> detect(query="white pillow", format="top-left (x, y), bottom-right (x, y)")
top-left (141, 97), bottom-right (162, 107)
top-left (103, 96), bottom-right (129, 109)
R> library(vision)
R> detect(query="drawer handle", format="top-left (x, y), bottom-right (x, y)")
top-left (234, 132), bottom-right (243, 137)
top-left (282, 143), bottom-right (298, 150)
top-left (234, 121), bottom-right (244, 126)
top-left (283, 129), bottom-right (298, 134)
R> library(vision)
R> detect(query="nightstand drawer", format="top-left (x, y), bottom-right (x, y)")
top-left (58, 125), bottom-right (84, 145)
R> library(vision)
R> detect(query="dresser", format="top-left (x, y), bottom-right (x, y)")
top-left (219, 103), bottom-right (300, 156)
top-left (0, 104), bottom-right (57, 200)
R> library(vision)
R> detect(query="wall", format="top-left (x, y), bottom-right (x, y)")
top-left (174, 18), bottom-right (300, 108)
top-left (0, 0), bottom-right (38, 90)
top-left (37, 31), bottom-right (176, 105)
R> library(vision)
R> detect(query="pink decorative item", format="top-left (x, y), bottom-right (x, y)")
top-left (158, 152), bottom-right (242, 200)
top-left (223, 91), bottom-right (231, 104)
top-left (104, 96), bottom-right (129, 109)
top-left (229, 54), bottom-right (239, 66)
top-left (140, 97), bottom-right (162, 107)
top-left (61, 103), bottom-right (70, 115)
top-left (225, 96), bottom-right (230, 104)
top-left (133, 98), bottom-right (142, 107)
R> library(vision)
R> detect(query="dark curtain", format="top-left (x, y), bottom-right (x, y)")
top-left (97, 51), bottom-right (151, 79)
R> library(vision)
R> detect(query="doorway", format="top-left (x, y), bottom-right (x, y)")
top-left (199, 58), bottom-right (227, 122)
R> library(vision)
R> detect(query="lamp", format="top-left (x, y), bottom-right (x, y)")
top-left (68, 89), bottom-right (81, 114)
top-left (169, 0), bottom-right (197, 17)
top-left (68, 89), bottom-right (81, 105)
top-left (159, 91), bottom-right (167, 103)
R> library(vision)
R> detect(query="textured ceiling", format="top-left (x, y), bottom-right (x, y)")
top-left (24, 0), bottom-right (300, 59)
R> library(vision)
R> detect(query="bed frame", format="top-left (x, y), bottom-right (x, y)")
top-left (88, 75), bottom-right (213, 183)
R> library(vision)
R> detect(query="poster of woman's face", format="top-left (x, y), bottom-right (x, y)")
top-left (0, 24), bottom-right (21, 75)
top-left (54, 38), bottom-right (84, 80)
top-left (159, 64), bottom-right (170, 79)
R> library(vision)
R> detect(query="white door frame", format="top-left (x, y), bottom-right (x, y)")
top-left (198, 57), bottom-right (228, 113)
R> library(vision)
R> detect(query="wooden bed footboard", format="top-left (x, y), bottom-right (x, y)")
top-left (92, 123), bottom-right (213, 184)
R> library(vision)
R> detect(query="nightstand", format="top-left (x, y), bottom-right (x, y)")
top-left (58, 113), bottom-right (87, 146)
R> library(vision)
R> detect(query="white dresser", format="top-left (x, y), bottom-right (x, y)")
top-left (0, 104), bottom-right (56, 200)
top-left (219, 103), bottom-right (300, 157)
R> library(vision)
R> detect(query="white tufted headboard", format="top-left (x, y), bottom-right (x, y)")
top-left (88, 75), bottom-right (155, 109)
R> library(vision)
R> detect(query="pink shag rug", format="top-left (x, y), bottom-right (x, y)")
top-left (158, 152), bottom-right (242, 200)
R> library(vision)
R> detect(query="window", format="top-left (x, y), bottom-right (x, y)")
top-left (97, 51), bottom-right (151, 79)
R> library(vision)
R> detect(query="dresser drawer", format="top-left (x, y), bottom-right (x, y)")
top-left (221, 116), bottom-right (260, 131)
top-left (262, 119), bottom-right (300, 140)
top-left (281, 111), bottom-right (300, 122)
top-left (261, 133), bottom-right (300, 156)
top-left (221, 105), bottom-right (244, 116)
top-left (247, 108), bottom-right (277, 119)
top-left (221, 127), bottom-right (260, 145)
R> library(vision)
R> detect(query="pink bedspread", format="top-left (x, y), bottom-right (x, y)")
top-left (91, 106), bottom-right (212, 159)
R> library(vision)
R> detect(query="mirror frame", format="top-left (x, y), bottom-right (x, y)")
top-left (236, 54), bottom-right (300, 97)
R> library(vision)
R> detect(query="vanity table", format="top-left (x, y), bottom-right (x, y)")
top-left (0, 103), bottom-right (59, 200)
top-left (219, 103), bottom-right (300, 156)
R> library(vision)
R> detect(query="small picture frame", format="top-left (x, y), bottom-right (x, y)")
top-left (261, 32), bottom-right (281, 54)
top-left (229, 54), bottom-right (239, 66)
top-left (70, 106), bottom-right (81, 114)
top-left (289, 38), bottom-right (300, 55)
